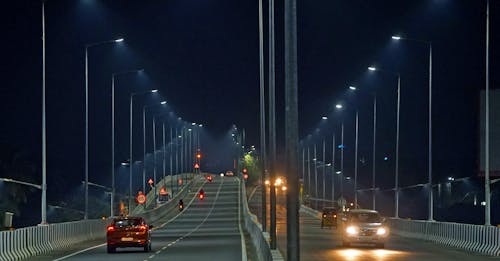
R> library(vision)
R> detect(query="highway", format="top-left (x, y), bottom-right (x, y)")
top-left (28, 176), bottom-right (248, 261)
top-left (248, 186), bottom-right (498, 261)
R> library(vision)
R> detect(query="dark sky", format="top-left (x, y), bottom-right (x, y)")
top-left (1, 0), bottom-right (499, 220)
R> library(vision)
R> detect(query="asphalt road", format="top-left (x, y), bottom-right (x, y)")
top-left (248, 186), bottom-right (499, 261)
top-left (33, 176), bottom-right (247, 261)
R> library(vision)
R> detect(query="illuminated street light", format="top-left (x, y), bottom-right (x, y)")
top-left (322, 116), bottom-right (328, 120)
top-left (391, 35), bottom-right (401, 40)
top-left (368, 66), bottom-right (377, 71)
top-left (335, 104), bottom-right (343, 109)
top-left (349, 86), bottom-right (357, 91)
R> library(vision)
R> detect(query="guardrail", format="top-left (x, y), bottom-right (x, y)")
top-left (301, 203), bottom-right (500, 257)
top-left (0, 219), bottom-right (107, 261)
top-left (240, 180), bottom-right (283, 261)
top-left (131, 175), bottom-right (204, 225)
top-left (389, 218), bottom-right (500, 256)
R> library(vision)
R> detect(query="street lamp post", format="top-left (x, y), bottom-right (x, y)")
top-left (391, 35), bottom-right (432, 220)
top-left (485, 0), bottom-right (491, 226)
top-left (331, 133), bottom-right (335, 206)
top-left (111, 69), bottom-right (142, 217)
top-left (368, 67), bottom-right (401, 217)
top-left (129, 89), bottom-right (157, 213)
top-left (84, 37), bottom-right (123, 220)
top-left (143, 101), bottom-right (166, 193)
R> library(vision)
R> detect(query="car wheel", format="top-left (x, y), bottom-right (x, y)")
top-left (375, 243), bottom-right (385, 248)
top-left (107, 245), bottom-right (115, 253)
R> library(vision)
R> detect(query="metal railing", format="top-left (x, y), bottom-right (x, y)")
top-left (240, 180), bottom-right (283, 261)
top-left (0, 219), bottom-right (107, 261)
top-left (388, 218), bottom-right (500, 256)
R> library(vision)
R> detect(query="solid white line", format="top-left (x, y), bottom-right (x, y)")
top-left (237, 178), bottom-right (248, 261)
top-left (52, 243), bottom-right (106, 261)
top-left (148, 254), bottom-right (155, 258)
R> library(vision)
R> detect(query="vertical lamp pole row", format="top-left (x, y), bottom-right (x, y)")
top-left (428, 42), bottom-right (433, 221)
top-left (306, 146), bottom-right (310, 200)
top-left (170, 127), bottom-right (174, 196)
top-left (332, 133), bottom-right (336, 207)
top-left (354, 110), bottom-right (359, 209)
top-left (129, 94), bottom-right (134, 214)
top-left (314, 144), bottom-right (318, 203)
top-left (322, 139), bottom-right (326, 208)
top-left (84, 45), bottom-right (89, 220)
top-left (163, 123), bottom-right (166, 184)
top-left (153, 117), bottom-right (157, 202)
top-left (372, 95), bottom-right (377, 210)
top-left (41, 1), bottom-right (47, 224)
top-left (175, 128), bottom-right (179, 192)
top-left (485, 0), bottom-right (491, 226)
top-left (268, 0), bottom-right (277, 250)
top-left (111, 74), bottom-right (115, 218)
top-left (284, 0), bottom-right (300, 257)
top-left (340, 121), bottom-right (344, 203)
top-left (395, 75), bottom-right (401, 218)
top-left (143, 107), bottom-right (147, 193)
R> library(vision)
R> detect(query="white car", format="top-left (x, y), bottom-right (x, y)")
top-left (341, 209), bottom-right (389, 248)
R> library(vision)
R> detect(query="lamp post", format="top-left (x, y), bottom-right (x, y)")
top-left (391, 35), bottom-right (432, 220)
top-left (331, 132), bottom-right (335, 206)
top-left (143, 101), bottom-right (166, 193)
top-left (41, 1), bottom-right (47, 225)
top-left (84, 37), bottom-right (123, 220)
top-left (111, 69), bottom-right (142, 217)
top-left (368, 66), bottom-right (401, 217)
top-left (129, 89), bottom-right (157, 213)
top-left (335, 104), bottom-right (345, 205)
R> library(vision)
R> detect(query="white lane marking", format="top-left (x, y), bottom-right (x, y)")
top-left (148, 254), bottom-right (155, 258)
top-left (52, 243), bottom-right (106, 261)
top-left (149, 178), bottom-right (225, 260)
top-left (162, 246), bottom-right (167, 250)
top-left (237, 178), bottom-right (248, 261)
top-left (156, 250), bottom-right (161, 254)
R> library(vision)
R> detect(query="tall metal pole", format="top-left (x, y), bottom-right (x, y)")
top-left (322, 139), bottom-right (326, 208)
top-left (170, 127), bottom-right (174, 196)
top-left (302, 148), bottom-right (305, 204)
top-left (354, 110), bottom-right (359, 209)
top-left (314, 144), bottom-right (318, 200)
top-left (84, 46), bottom-right (89, 220)
top-left (428, 43), bottom-right (433, 221)
top-left (143, 107), bottom-right (147, 193)
top-left (268, 0), bottom-right (277, 249)
top-left (41, 1), bottom-right (47, 224)
top-left (153, 117), bottom-right (157, 202)
top-left (129, 94), bottom-right (134, 214)
top-left (340, 121), bottom-right (344, 204)
top-left (372, 95), bottom-right (377, 210)
top-left (111, 75), bottom-right (115, 217)
top-left (175, 128), bottom-right (179, 192)
top-left (332, 133), bottom-right (335, 206)
top-left (163, 123), bottom-right (166, 182)
top-left (395, 75), bottom-right (401, 218)
top-left (307, 146), bottom-right (311, 198)
top-left (485, 0), bottom-right (491, 226)
top-left (284, 0), bottom-right (300, 256)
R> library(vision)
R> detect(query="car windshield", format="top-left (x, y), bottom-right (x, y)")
top-left (323, 208), bottom-right (336, 214)
top-left (114, 219), bottom-right (142, 228)
top-left (348, 212), bottom-right (382, 223)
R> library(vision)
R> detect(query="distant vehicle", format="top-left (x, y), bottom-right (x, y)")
top-left (106, 217), bottom-right (153, 253)
top-left (341, 209), bottom-right (389, 248)
top-left (198, 189), bottom-right (205, 200)
top-left (178, 199), bottom-right (184, 211)
top-left (225, 170), bottom-right (234, 176)
top-left (206, 175), bottom-right (213, 182)
top-left (321, 207), bottom-right (338, 229)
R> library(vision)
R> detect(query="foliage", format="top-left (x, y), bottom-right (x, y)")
top-left (241, 153), bottom-right (261, 185)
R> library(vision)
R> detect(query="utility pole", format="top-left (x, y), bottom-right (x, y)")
top-left (285, 0), bottom-right (300, 258)
top-left (268, 0), bottom-right (277, 249)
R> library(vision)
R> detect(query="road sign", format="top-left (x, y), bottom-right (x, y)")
top-left (194, 163), bottom-right (200, 169)
top-left (136, 193), bottom-right (147, 204)
top-left (147, 178), bottom-right (154, 185)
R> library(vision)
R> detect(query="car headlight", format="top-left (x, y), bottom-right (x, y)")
top-left (346, 226), bottom-right (358, 235)
top-left (376, 227), bottom-right (387, 235)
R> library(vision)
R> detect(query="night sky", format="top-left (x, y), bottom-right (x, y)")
top-left (1, 0), bottom-right (498, 223)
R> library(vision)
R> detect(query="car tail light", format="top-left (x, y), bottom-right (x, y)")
top-left (333, 214), bottom-right (337, 218)
top-left (199, 194), bottom-right (204, 199)
top-left (107, 226), bottom-right (115, 232)
top-left (139, 225), bottom-right (147, 231)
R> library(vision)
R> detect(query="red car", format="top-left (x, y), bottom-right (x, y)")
top-left (106, 217), bottom-right (153, 253)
